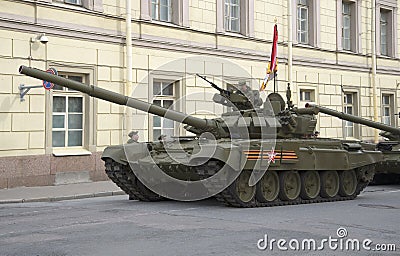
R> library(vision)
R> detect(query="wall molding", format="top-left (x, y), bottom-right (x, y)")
top-left (1, 12), bottom-right (400, 76)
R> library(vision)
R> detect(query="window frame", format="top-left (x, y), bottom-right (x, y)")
top-left (45, 66), bottom-right (95, 155)
top-left (53, 0), bottom-right (103, 12)
top-left (224, 0), bottom-right (241, 33)
top-left (299, 89), bottom-right (315, 103)
top-left (151, 0), bottom-right (172, 23)
top-left (297, 0), bottom-right (309, 44)
top-left (149, 78), bottom-right (181, 141)
top-left (342, 2), bottom-right (351, 51)
top-left (381, 94), bottom-right (394, 125)
top-left (376, 2), bottom-right (398, 58)
top-left (343, 92), bottom-right (359, 139)
top-left (52, 74), bottom-right (85, 148)
top-left (64, 0), bottom-right (82, 6)
top-left (217, 0), bottom-right (254, 37)
top-left (380, 9), bottom-right (390, 56)
top-left (336, 0), bottom-right (361, 53)
top-left (293, 0), bottom-right (319, 47)
top-left (141, 0), bottom-right (189, 27)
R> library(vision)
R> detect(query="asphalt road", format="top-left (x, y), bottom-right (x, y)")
top-left (0, 185), bottom-right (399, 256)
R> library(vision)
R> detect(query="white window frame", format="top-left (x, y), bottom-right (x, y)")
top-left (141, 0), bottom-right (189, 26)
top-left (299, 89), bottom-right (315, 102)
top-left (151, 0), bottom-right (172, 22)
top-left (45, 66), bottom-right (96, 155)
top-left (224, 0), bottom-right (241, 33)
top-left (53, 0), bottom-right (103, 11)
top-left (380, 9), bottom-right (390, 56)
top-left (343, 92), bottom-right (358, 139)
top-left (52, 74), bottom-right (85, 148)
top-left (376, 1), bottom-right (398, 58)
top-left (382, 94), bottom-right (394, 125)
top-left (64, 0), bottom-right (82, 5)
top-left (217, 0), bottom-right (254, 37)
top-left (297, 0), bottom-right (309, 44)
top-left (337, 0), bottom-right (362, 53)
top-left (293, 0), bottom-right (320, 47)
top-left (151, 79), bottom-right (177, 140)
top-left (342, 2), bottom-right (351, 51)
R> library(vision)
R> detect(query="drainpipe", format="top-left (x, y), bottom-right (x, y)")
top-left (371, 0), bottom-right (378, 143)
top-left (126, 0), bottom-right (133, 135)
top-left (287, 0), bottom-right (293, 87)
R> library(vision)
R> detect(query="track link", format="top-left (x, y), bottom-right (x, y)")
top-left (195, 160), bottom-right (370, 208)
top-left (104, 159), bottom-right (163, 202)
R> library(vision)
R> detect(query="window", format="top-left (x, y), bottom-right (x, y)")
top-left (337, 0), bottom-right (361, 52)
top-left (380, 10), bottom-right (389, 56)
top-left (224, 0), bottom-right (240, 32)
top-left (377, 5), bottom-right (396, 57)
top-left (151, 0), bottom-right (172, 22)
top-left (152, 80), bottom-right (175, 140)
top-left (300, 89), bottom-right (314, 102)
top-left (294, 0), bottom-right (319, 46)
top-left (344, 93), bottom-right (356, 138)
top-left (64, 0), bottom-right (81, 5)
top-left (382, 94), bottom-right (393, 125)
top-left (52, 75), bottom-right (84, 147)
top-left (217, 0), bottom-right (253, 36)
top-left (143, 0), bottom-right (188, 25)
top-left (297, 0), bottom-right (309, 44)
top-left (55, 0), bottom-right (103, 11)
top-left (342, 2), bottom-right (351, 51)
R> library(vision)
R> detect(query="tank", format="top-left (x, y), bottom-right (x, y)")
top-left (305, 104), bottom-right (400, 184)
top-left (19, 65), bottom-right (383, 207)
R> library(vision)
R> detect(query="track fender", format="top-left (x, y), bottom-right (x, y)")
top-left (189, 143), bottom-right (243, 171)
top-left (102, 143), bottom-right (149, 164)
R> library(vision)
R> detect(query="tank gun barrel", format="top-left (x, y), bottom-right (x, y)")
top-left (306, 103), bottom-right (400, 136)
top-left (19, 66), bottom-right (208, 130)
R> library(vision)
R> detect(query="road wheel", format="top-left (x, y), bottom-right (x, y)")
top-left (232, 171), bottom-right (256, 205)
top-left (279, 171), bottom-right (301, 201)
top-left (300, 171), bottom-right (320, 200)
top-left (339, 170), bottom-right (357, 196)
top-left (320, 171), bottom-right (339, 198)
top-left (256, 171), bottom-right (279, 202)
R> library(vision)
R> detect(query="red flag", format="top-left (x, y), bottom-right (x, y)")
top-left (260, 24), bottom-right (278, 91)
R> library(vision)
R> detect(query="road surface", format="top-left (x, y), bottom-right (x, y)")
top-left (0, 185), bottom-right (399, 256)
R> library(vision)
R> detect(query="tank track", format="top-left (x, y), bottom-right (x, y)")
top-left (195, 160), bottom-right (370, 208)
top-left (104, 159), bottom-right (163, 202)
top-left (215, 181), bottom-right (368, 208)
top-left (105, 158), bottom-right (370, 208)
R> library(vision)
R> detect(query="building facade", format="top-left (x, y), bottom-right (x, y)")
top-left (0, 0), bottom-right (399, 188)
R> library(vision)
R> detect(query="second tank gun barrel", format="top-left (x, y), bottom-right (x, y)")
top-left (19, 65), bottom-right (208, 129)
top-left (306, 103), bottom-right (400, 135)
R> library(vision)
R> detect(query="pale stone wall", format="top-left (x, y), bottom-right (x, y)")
top-left (190, 0), bottom-right (216, 32)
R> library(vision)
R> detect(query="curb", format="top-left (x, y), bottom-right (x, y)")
top-left (0, 191), bottom-right (126, 205)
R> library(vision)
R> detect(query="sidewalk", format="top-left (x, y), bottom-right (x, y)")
top-left (0, 181), bottom-right (125, 204)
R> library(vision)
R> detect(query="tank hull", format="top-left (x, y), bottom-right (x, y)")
top-left (102, 137), bottom-right (381, 207)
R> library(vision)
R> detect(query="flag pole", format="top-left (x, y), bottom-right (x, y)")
top-left (273, 17), bottom-right (277, 93)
